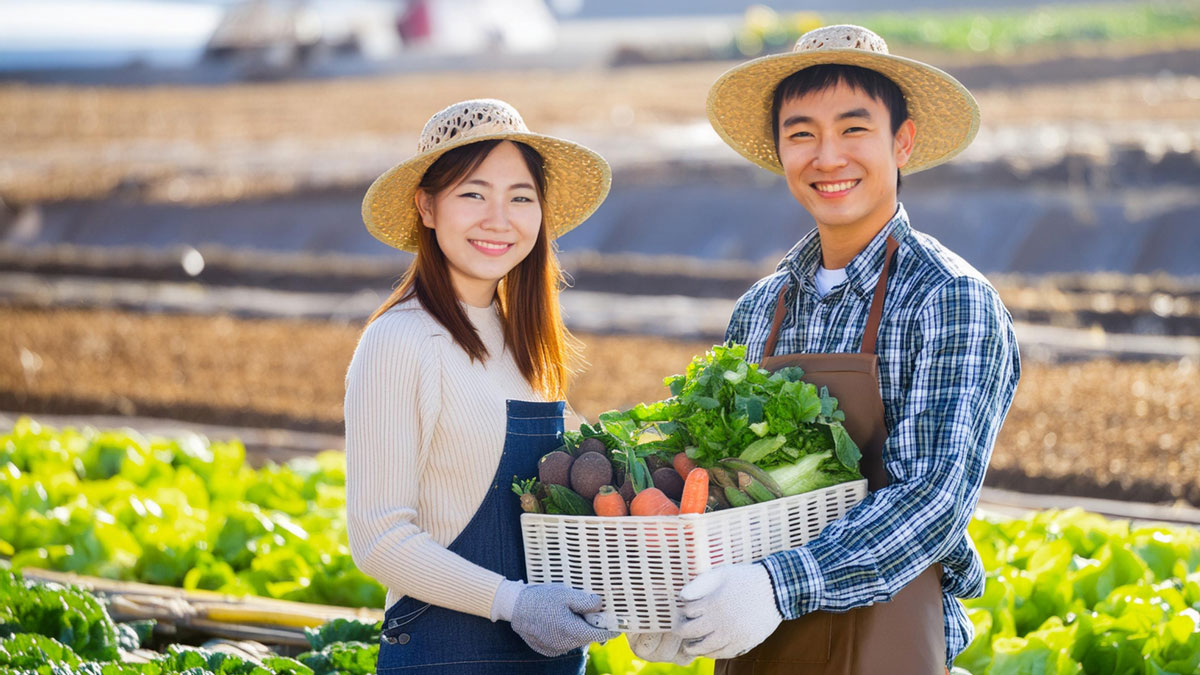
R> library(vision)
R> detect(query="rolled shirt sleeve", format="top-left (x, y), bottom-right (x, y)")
top-left (760, 275), bottom-right (1021, 618)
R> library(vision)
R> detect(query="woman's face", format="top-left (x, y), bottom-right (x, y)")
top-left (416, 141), bottom-right (543, 307)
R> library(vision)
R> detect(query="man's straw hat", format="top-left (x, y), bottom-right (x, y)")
top-left (363, 99), bottom-right (611, 252)
top-left (707, 24), bottom-right (980, 175)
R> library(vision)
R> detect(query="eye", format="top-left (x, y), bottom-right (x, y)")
top-left (844, 126), bottom-right (868, 134)
top-left (458, 192), bottom-right (484, 200)
top-left (788, 130), bottom-right (813, 140)
top-left (512, 195), bottom-right (535, 203)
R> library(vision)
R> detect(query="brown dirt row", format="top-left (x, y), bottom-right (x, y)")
top-left (2, 60), bottom-right (1199, 205)
top-left (2, 306), bottom-right (1198, 505)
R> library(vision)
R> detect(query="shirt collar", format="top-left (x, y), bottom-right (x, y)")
top-left (779, 203), bottom-right (910, 300)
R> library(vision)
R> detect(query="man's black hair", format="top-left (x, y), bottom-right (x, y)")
top-left (771, 64), bottom-right (909, 191)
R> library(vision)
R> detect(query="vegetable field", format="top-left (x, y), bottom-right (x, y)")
top-left (0, 417), bottom-right (377, 609)
top-left (2, 306), bottom-right (1198, 506)
top-left (5, 419), bottom-right (1200, 674)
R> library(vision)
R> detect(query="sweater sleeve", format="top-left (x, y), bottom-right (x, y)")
top-left (344, 311), bottom-right (507, 619)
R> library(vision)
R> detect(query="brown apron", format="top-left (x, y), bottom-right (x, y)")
top-left (715, 236), bottom-right (946, 675)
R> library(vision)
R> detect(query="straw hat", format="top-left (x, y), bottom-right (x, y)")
top-left (707, 24), bottom-right (980, 175)
top-left (363, 99), bottom-right (611, 252)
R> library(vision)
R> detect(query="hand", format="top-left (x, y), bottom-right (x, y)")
top-left (510, 583), bottom-right (621, 657)
top-left (629, 632), bottom-right (695, 666)
top-left (677, 562), bottom-right (782, 660)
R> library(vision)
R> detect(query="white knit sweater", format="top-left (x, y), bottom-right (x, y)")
top-left (345, 297), bottom-right (546, 619)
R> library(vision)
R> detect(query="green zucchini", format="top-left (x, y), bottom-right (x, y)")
top-left (545, 484), bottom-right (595, 516)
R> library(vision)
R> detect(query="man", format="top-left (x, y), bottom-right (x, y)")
top-left (632, 24), bottom-right (1020, 674)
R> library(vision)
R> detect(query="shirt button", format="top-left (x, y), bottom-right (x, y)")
top-left (397, 633), bottom-right (411, 645)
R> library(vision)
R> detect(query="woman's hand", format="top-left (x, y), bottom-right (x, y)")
top-left (510, 583), bottom-right (620, 656)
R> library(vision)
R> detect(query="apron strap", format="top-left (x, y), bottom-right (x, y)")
top-left (860, 235), bottom-right (900, 355)
top-left (762, 235), bottom-right (900, 359)
top-left (762, 284), bottom-right (790, 360)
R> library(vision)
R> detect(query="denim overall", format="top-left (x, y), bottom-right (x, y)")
top-left (376, 399), bottom-right (586, 675)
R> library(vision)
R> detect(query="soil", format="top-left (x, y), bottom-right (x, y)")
top-left (2, 305), bottom-right (1197, 506)
top-left (3, 54), bottom-right (1199, 205)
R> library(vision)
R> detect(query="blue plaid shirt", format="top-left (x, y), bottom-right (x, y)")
top-left (727, 204), bottom-right (1021, 666)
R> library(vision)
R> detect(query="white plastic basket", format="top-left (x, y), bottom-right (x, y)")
top-left (521, 478), bottom-right (867, 631)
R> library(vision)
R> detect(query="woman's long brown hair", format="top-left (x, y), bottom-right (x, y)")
top-left (365, 140), bottom-right (580, 401)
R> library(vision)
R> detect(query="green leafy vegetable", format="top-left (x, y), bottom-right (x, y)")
top-left (648, 345), bottom-right (859, 474)
top-left (303, 618), bottom-right (381, 651)
top-left (763, 451), bottom-right (861, 497)
top-left (0, 418), bottom-right (383, 609)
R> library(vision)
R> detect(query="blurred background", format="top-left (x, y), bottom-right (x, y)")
top-left (1, 0), bottom-right (1199, 513)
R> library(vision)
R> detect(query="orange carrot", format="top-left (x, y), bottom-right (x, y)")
top-left (673, 452), bottom-right (699, 481)
top-left (679, 468), bottom-right (709, 514)
top-left (593, 485), bottom-right (628, 517)
top-left (630, 487), bottom-right (679, 517)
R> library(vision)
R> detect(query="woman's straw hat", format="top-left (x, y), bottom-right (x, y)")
top-left (363, 99), bottom-right (611, 252)
top-left (707, 24), bottom-right (980, 175)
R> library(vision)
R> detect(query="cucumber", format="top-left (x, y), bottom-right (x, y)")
top-left (545, 484), bottom-right (595, 516)
top-left (719, 458), bottom-right (784, 498)
top-left (724, 486), bottom-right (755, 508)
top-left (708, 465), bottom-right (738, 490)
top-left (737, 471), bottom-right (778, 503)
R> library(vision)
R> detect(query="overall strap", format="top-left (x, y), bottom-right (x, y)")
top-left (860, 235), bottom-right (899, 355)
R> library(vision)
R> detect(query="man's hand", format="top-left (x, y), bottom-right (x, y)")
top-left (628, 632), bottom-right (695, 666)
top-left (677, 562), bottom-right (782, 660)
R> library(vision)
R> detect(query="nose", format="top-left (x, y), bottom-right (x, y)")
top-left (811, 135), bottom-right (847, 172)
top-left (480, 198), bottom-right (512, 231)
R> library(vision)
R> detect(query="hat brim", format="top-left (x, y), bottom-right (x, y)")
top-left (707, 49), bottom-right (980, 175)
top-left (362, 131), bottom-right (612, 253)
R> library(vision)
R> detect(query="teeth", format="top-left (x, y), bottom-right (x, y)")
top-left (815, 180), bottom-right (857, 193)
top-left (472, 240), bottom-right (511, 251)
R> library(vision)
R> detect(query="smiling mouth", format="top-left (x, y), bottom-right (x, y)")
top-left (812, 180), bottom-right (860, 195)
top-left (470, 239), bottom-right (514, 253)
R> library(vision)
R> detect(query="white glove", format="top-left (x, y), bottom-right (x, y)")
top-left (677, 562), bottom-right (782, 660)
top-left (628, 632), bottom-right (696, 666)
top-left (510, 583), bottom-right (620, 657)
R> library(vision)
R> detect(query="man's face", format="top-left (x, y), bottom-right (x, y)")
top-left (776, 81), bottom-right (915, 237)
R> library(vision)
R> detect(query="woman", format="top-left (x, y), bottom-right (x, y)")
top-left (345, 99), bottom-right (618, 673)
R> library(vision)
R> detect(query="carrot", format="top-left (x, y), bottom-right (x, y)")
top-left (630, 487), bottom-right (679, 517)
top-left (679, 468), bottom-right (709, 515)
top-left (673, 452), bottom-right (699, 481)
top-left (593, 485), bottom-right (628, 517)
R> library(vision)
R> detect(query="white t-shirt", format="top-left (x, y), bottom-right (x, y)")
top-left (815, 265), bottom-right (849, 298)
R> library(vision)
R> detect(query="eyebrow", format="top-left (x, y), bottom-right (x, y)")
top-left (464, 179), bottom-right (536, 190)
top-left (781, 108), bottom-right (873, 128)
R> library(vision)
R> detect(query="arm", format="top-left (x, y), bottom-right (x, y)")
top-left (344, 313), bottom-right (507, 620)
top-left (760, 276), bottom-right (1021, 618)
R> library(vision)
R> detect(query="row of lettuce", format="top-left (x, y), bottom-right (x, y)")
top-left (0, 568), bottom-right (676, 675)
top-left (0, 565), bottom-right (379, 675)
top-left (3, 418), bottom-right (1200, 673)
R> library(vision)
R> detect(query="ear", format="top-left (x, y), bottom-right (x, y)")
top-left (415, 189), bottom-right (436, 229)
top-left (893, 118), bottom-right (916, 169)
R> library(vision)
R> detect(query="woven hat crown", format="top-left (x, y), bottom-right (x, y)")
top-left (795, 24), bottom-right (889, 55)
top-left (418, 99), bottom-right (529, 154)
